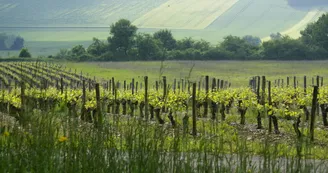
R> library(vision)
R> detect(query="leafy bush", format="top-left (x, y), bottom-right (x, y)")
top-left (19, 48), bottom-right (31, 58)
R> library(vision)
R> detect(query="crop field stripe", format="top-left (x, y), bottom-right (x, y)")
top-left (262, 9), bottom-right (325, 41)
top-left (133, 0), bottom-right (239, 30)
top-left (281, 9), bottom-right (325, 37)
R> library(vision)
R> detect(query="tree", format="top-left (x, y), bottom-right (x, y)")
top-left (19, 48), bottom-right (31, 58)
top-left (135, 33), bottom-right (162, 60)
top-left (0, 33), bottom-right (7, 50)
top-left (262, 36), bottom-right (310, 60)
top-left (153, 29), bottom-right (176, 50)
top-left (243, 35), bottom-right (262, 47)
top-left (107, 19), bottom-right (138, 55)
top-left (10, 36), bottom-right (24, 50)
top-left (270, 32), bottom-right (283, 40)
top-left (301, 13), bottom-right (328, 51)
top-left (176, 37), bottom-right (195, 50)
top-left (193, 39), bottom-right (211, 51)
top-left (71, 45), bottom-right (86, 57)
top-left (87, 38), bottom-right (108, 56)
top-left (220, 35), bottom-right (259, 59)
top-left (55, 49), bottom-right (71, 59)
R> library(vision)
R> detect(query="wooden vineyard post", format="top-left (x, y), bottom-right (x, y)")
top-left (144, 76), bottom-right (149, 120)
top-left (95, 83), bottom-right (103, 127)
top-left (81, 80), bottom-right (88, 121)
top-left (217, 79), bottom-right (220, 90)
top-left (192, 82), bottom-right (197, 136)
top-left (268, 81), bottom-right (272, 133)
top-left (310, 86), bottom-right (318, 141)
top-left (178, 81), bottom-right (180, 92)
top-left (316, 76), bottom-right (320, 87)
top-left (163, 76), bottom-right (167, 98)
top-left (112, 77), bottom-right (115, 95)
top-left (60, 78), bottom-right (64, 94)
top-left (211, 78), bottom-right (216, 120)
top-left (156, 81), bottom-right (159, 91)
top-left (124, 80), bottom-right (126, 91)
top-left (256, 76), bottom-right (262, 129)
top-left (321, 77), bottom-right (324, 87)
top-left (173, 79), bottom-right (176, 93)
top-left (260, 76), bottom-right (266, 127)
top-left (88, 79), bottom-right (92, 92)
top-left (163, 76), bottom-right (167, 112)
top-left (287, 77), bottom-right (290, 87)
top-left (204, 75), bottom-right (209, 117)
top-left (181, 79), bottom-right (184, 92)
top-left (112, 77), bottom-right (116, 114)
top-left (294, 76), bottom-right (297, 89)
top-left (136, 82), bottom-right (138, 93)
top-left (212, 78), bottom-right (216, 91)
top-left (132, 78), bottom-right (135, 95)
top-left (304, 76), bottom-right (307, 94)
top-left (109, 79), bottom-right (112, 93)
top-left (220, 80), bottom-right (224, 90)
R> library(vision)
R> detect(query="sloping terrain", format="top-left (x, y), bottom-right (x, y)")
top-left (133, 0), bottom-right (239, 30)
top-left (0, 0), bottom-right (327, 42)
top-left (0, 0), bottom-right (167, 27)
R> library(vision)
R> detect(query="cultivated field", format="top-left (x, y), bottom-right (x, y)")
top-left (1, 61), bottom-right (328, 172)
top-left (133, 0), bottom-right (238, 29)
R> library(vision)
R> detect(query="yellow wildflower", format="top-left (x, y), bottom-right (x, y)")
top-left (3, 131), bottom-right (9, 137)
top-left (58, 136), bottom-right (68, 142)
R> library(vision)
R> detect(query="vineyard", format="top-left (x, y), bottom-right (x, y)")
top-left (1, 62), bottom-right (328, 172)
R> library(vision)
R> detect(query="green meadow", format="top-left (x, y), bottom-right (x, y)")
top-left (62, 60), bottom-right (328, 87)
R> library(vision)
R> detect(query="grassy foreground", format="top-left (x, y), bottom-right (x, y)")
top-left (62, 61), bottom-right (328, 87)
top-left (2, 108), bottom-right (328, 173)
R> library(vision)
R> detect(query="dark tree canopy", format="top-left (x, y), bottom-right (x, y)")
top-left (52, 16), bottom-right (328, 61)
top-left (108, 19), bottom-right (138, 55)
top-left (153, 29), bottom-right (176, 51)
top-left (0, 33), bottom-right (25, 50)
top-left (301, 14), bottom-right (328, 51)
top-left (87, 38), bottom-right (108, 56)
top-left (10, 36), bottom-right (24, 50)
top-left (71, 45), bottom-right (86, 57)
top-left (19, 48), bottom-right (31, 58)
top-left (135, 33), bottom-right (162, 60)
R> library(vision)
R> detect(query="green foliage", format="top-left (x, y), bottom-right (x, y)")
top-left (19, 48), bottom-right (31, 58)
top-left (108, 19), bottom-right (138, 55)
top-left (53, 15), bottom-right (328, 61)
top-left (87, 38), bottom-right (108, 56)
top-left (176, 37), bottom-right (195, 50)
top-left (135, 33), bottom-right (163, 60)
top-left (0, 33), bottom-right (24, 50)
top-left (153, 29), bottom-right (176, 51)
top-left (71, 45), bottom-right (86, 57)
top-left (55, 49), bottom-right (71, 59)
top-left (262, 36), bottom-right (312, 60)
top-left (220, 35), bottom-right (260, 60)
top-left (301, 13), bottom-right (328, 51)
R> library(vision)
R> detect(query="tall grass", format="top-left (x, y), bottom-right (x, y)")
top-left (1, 107), bottom-right (327, 173)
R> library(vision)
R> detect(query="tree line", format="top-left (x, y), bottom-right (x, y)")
top-left (0, 33), bottom-right (25, 50)
top-left (53, 13), bottom-right (328, 61)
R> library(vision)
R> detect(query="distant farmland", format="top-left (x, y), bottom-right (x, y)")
top-left (0, 0), bottom-right (327, 56)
